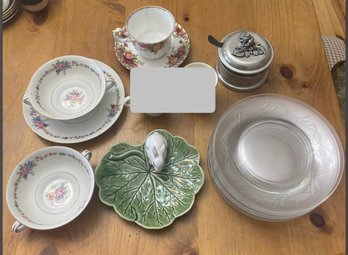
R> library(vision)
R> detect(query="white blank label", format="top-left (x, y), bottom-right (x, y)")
top-left (130, 68), bottom-right (216, 113)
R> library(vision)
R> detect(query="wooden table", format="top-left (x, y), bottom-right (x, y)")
top-left (3, 1), bottom-right (346, 254)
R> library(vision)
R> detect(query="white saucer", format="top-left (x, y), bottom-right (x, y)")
top-left (114, 23), bottom-right (190, 70)
top-left (23, 60), bottom-right (128, 144)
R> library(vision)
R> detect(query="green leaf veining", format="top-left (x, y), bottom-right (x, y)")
top-left (95, 129), bottom-right (204, 229)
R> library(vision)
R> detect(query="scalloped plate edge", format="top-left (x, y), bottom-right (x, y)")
top-left (95, 129), bottom-right (204, 229)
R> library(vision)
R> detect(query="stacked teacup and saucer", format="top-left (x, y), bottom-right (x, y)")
top-left (113, 6), bottom-right (190, 69)
top-left (22, 55), bottom-right (129, 144)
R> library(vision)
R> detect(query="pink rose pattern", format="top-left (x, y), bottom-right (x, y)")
top-left (166, 24), bottom-right (189, 67)
top-left (115, 24), bottom-right (189, 69)
top-left (116, 44), bottom-right (144, 69)
top-left (138, 41), bottom-right (165, 54)
top-left (166, 43), bottom-right (187, 67)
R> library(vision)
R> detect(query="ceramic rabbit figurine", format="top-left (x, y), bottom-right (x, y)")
top-left (145, 132), bottom-right (168, 172)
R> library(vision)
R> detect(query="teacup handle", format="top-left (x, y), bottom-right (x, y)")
top-left (23, 94), bottom-right (32, 106)
top-left (12, 221), bottom-right (27, 233)
top-left (112, 27), bottom-right (134, 43)
top-left (123, 96), bottom-right (130, 108)
top-left (104, 73), bottom-right (116, 90)
top-left (81, 150), bottom-right (92, 161)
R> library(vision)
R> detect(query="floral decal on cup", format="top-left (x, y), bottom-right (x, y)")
top-left (138, 41), bottom-right (165, 54)
top-left (62, 89), bottom-right (86, 109)
top-left (13, 152), bottom-right (90, 224)
top-left (53, 60), bottom-right (72, 75)
top-left (18, 160), bottom-right (36, 180)
top-left (45, 180), bottom-right (70, 205)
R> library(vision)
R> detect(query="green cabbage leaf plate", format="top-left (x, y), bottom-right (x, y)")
top-left (95, 129), bottom-right (204, 229)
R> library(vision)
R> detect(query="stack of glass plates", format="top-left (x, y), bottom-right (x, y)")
top-left (208, 94), bottom-right (344, 221)
top-left (3, 0), bottom-right (20, 24)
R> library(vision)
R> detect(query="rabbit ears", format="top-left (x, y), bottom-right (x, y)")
top-left (159, 144), bottom-right (166, 154)
top-left (151, 144), bottom-right (166, 157)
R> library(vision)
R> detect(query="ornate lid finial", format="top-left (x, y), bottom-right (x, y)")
top-left (232, 32), bottom-right (266, 58)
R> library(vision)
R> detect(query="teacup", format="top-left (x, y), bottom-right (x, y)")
top-left (113, 6), bottom-right (175, 60)
top-left (6, 146), bottom-right (94, 232)
top-left (23, 55), bottom-right (115, 121)
top-left (185, 62), bottom-right (219, 87)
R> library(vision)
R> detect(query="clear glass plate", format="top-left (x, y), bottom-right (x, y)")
top-left (208, 94), bottom-right (344, 219)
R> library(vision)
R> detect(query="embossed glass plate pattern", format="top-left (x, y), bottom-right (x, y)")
top-left (208, 94), bottom-right (344, 221)
top-left (96, 129), bottom-right (204, 229)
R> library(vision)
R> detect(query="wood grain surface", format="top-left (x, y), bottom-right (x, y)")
top-left (3, 0), bottom-right (346, 254)
top-left (312, 0), bottom-right (346, 39)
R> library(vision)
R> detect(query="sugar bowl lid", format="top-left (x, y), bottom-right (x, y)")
top-left (210, 31), bottom-right (274, 75)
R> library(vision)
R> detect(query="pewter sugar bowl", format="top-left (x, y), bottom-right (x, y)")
top-left (209, 31), bottom-right (274, 91)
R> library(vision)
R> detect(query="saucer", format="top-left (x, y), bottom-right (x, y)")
top-left (114, 23), bottom-right (190, 70)
top-left (23, 60), bottom-right (128, 144)
top-left (96, 129), bottom-right (204, 229)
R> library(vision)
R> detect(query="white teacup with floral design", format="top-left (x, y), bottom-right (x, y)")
top-left (23, 55), bottom-right (115, 121)
top-left (6, 146), bottom-right (94, 232)
top-left (113, 6), bottom-right (175, 60)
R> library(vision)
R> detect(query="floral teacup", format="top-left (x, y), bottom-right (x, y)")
top-left (113, 6), bottom-right (175, 60)
top-left (23, 55), bottom-right (115, 121)
top-left (6, 146), bottom-right (94, 232)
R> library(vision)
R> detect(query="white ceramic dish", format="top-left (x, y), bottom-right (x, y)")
top-left (24, 55), bottom-right (114, 121)
top-left (6, 146), bottom-right (94, 232)
top-left (23, 59), bottom-right (129, 144)
top-left (208, 94), bottom-right (344, 221)
top-left (114, 23), bottom-right (190, 69)
top-left (185, 62), bottom-right (218, 87)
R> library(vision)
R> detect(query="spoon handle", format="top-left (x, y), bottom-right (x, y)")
top-left (208, 35), bottom-right (224, 48)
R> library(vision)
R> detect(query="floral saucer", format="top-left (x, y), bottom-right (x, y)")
top-left (114, 23), bottom-right (190, 70)
top-left (23, 60), bottom-right (128, 144)
top-left (95, 129), bottom-right (204, 229)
